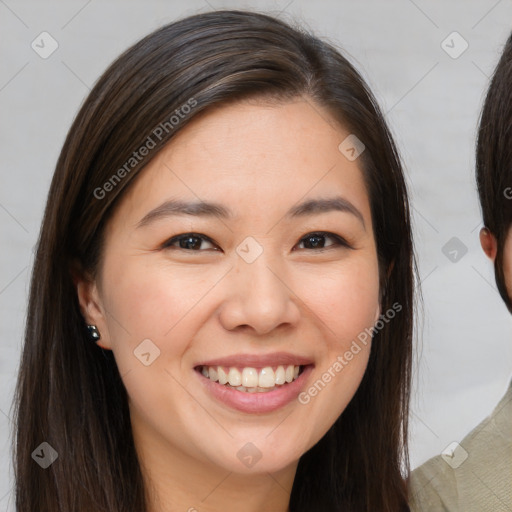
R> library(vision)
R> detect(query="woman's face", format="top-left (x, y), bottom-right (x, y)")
top-left (79, 97), bottom-right (381, 477)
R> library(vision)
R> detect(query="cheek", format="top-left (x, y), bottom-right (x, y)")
top-left (99, 262), bottom-right (211, 426)
top-left (292, 259), bottom-right (379, 431)
top-left (103, 258), bottom-right (214, 338)
top-left (100, 258), bottom-right (215, 377)
top-left (298, 259), bottom-right (380, 342)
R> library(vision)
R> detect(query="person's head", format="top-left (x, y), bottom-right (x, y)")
top-left (14, 10), bottom-right (414, 512)
top-left (477, 32), bottom-right (512, 313)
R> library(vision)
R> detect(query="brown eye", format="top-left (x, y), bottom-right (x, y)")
top-left (296, 232), bottom-right (351, 251)
top-left (162, 233), bottom-right (218, 251)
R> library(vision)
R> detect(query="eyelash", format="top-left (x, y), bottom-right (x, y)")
top-left (161, 231), bottom-right (352, 252)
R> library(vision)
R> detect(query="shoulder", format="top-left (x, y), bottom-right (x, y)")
top-left (408, 380), bottom-right (512, 512)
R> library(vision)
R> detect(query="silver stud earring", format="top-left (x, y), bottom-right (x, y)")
top-left (87, 325), bottom-right (101, 341)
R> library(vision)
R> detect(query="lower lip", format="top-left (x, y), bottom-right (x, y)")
top-left (196, 365), bottom-right (314, 414)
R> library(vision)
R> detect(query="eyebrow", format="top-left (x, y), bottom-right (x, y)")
top-left (136, 196), bottom-right (366, 230)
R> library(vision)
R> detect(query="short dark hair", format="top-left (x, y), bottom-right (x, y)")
top-left (476, 31), bottom-right (512, 312)
top-left (14, 9), bottom-right (414, 511)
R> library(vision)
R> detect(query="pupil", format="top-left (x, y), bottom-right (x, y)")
top-left (306, 235), bottom-right (324, 248)
top-left (181, 236), bottom-right (200, 250)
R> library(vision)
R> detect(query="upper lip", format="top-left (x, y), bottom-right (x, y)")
top-left (195, 351), bottom-right (314, 369)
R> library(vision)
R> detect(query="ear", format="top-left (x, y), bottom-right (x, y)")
top-left (479, 227), bottom-right (497, 262)
top-left (70, 260), bottom-right (112, 350)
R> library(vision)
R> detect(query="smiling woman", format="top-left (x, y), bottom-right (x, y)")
top-left (12, 9), bottom-right (416, 512)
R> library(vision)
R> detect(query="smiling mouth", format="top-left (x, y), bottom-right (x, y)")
top-left (196, 364), bottom-right (306, 393)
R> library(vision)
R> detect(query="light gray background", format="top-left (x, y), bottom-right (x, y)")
top-left (1, 0), bottom-right (512, 509)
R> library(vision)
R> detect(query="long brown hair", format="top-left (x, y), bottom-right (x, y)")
top-left (13, 9), bottom-right (414, 511)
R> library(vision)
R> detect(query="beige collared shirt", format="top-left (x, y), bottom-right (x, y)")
top-left (409, 380), bottom-right (512, 512)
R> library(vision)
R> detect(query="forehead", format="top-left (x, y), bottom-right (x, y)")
top-left (109, 98), bottom-right (371, 228)
top-left (166, 97), bottom-right (346, 167)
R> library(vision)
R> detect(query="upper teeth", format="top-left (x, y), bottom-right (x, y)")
top-left (201, 365), bottom-right (300, 389)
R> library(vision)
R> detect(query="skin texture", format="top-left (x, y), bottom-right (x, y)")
top-left (76, 97), bottom-right (381, 512)
top-left (480, 225), bottom-right (512, 297)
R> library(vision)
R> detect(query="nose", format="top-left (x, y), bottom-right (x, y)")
top-left (218, 253), bottom-right (301, 336)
